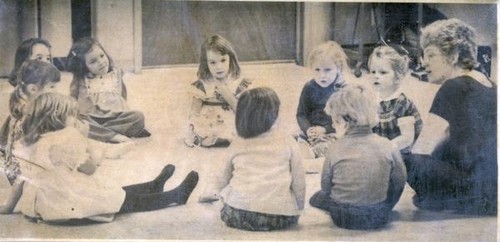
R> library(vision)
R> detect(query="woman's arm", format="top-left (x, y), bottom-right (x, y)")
top-left (0, 180), bottom-right (24, 214)
top-left (412, 113), bottom-right (449, 155)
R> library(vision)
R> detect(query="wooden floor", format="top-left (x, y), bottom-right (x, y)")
top-left (0, 63), bottom-right (496, 241)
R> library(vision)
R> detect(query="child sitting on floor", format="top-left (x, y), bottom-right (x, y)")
top-left (296, 41), bottom-right (351, 158)
top-left (309, 83), bottom-right (406, 230)
top-left (368, 45), bottom-right (423, 153)
top-left (200, 87), bottom-right (305, 231)
top-left (67, 37), bottom-right (151, 144)
top-left (0, 93), bottom-right (199, 223)
top-left (184, 35), bottom-right (251, 148)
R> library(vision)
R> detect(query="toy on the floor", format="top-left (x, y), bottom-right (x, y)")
top-left (66, 37), bottom-right (151, 144)
top-left (200, 87), bottom-right (305, 231)
top-left (184, 35), bottom-right (251, 148)
top-left (309, 83), bottom-right (406, 230)
top-left (295, 41), bottom-right (352, 158)
top-left (368, 45), bottom-right (422, 153)
top-left (0, 93), bottom-right (199, 223)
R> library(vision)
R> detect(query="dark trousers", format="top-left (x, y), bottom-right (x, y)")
top-left (404, 154), bottom-right (497, 215)
top-left (310, 191), bottom-right (396, 230)
top-left (79, 111), bottom-right (146, 143)
top-left (220, 204), bottom-right (299, 231)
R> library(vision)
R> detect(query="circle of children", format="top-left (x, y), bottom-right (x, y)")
top-left (0, 18), bottom-right (496, 231)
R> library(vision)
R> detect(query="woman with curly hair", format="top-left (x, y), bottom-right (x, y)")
top-left (405, 19), bottom-right (496, 215)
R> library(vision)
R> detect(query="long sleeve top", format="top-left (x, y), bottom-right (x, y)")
top-left (296, 80), bottom-right (337, 135)
top-left (321, 126), bottom-right (407, 205)
top-left (216, 129), bottom-right (306, 216)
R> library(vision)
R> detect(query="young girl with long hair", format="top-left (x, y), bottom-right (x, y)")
top-left (184, 35), bottom-right (251, 148)
top-left (66, 37), bottom-right (150, 144)
top-left (0, 93), bottom-right (199, 222)
top-left (8, 38), bottom-right (52, 87)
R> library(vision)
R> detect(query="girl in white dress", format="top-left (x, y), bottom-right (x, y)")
top-left (0, 93), bottom-right (198, 223)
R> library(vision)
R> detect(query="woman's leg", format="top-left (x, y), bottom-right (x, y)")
top-left (119, 171), bottom-right (199, 213)
top-left (122, 164), bottom-right (175, 194)
top-left (404, 154), bottom-right (470, 209)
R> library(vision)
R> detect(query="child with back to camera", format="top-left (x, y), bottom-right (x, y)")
top-left (184, 35), bottom-right (251, 148)
top-left (200, 87), bottom-right (305, 231)
top-left (309, 84), bottom-right (407, 230)
top-left (1, 60), bottom-right (60, 185)
top-left (66, 37), bottom-right (150, 144)
top-left (368, 45), bottom-right (423, 153)
top-left (8, 38), bottom-right (52, 87)
top-left (296, 41), bottom-right (352, 158)
top-left (0, 92), bottom-right (199, 223)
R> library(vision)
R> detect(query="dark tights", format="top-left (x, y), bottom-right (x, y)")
top-left (118, 165), bottom-right (199, 213)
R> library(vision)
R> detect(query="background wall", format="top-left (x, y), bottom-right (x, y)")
top-left (141, 1), bottom-right (297, 67)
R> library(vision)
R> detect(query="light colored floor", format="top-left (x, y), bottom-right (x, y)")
top-left (0, 63), bottom-right (497, 241)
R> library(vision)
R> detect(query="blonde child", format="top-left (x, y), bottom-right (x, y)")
top-left (0, 60), bottom-right (60, 184)
top-left (200, 87), bottom-right (305, 231)
top-left (309, 84), bottom-right (406, 230)
top-left (368, 45), bottom-right (423, 153)
top-left (296, 41), bottom-right (352, 158)
top-left (184, 35), bottom-right (251, 148)
top-left (66, 37), bottom-right (150, 144)
top-left (8, 38), bottom-right (52, 87)
top-left (0, 93), bottom-right (199, 222)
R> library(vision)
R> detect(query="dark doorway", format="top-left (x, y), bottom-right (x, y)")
top-left (71, 0), bottom-right (91, 42)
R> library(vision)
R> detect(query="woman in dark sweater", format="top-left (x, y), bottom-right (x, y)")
top-left (405, 18), bottom-right (497, 215)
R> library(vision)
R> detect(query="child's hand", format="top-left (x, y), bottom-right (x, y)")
top-left (306, 126), bottom-right (326, 141)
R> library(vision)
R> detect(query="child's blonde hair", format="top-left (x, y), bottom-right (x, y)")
top-left (22, 93), bottom-right (79, 145)
top-left (308, 41), bottom-right (349, 72)
top-left (368, 45), bottom-right (410, 81)
top-left (325, 83), bottom-right (379, 128)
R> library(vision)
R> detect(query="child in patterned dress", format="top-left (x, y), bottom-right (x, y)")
top-left (184, 35), bottom-right (251, 148)
top-left (368, 45), bottom-right (423, 153)
top-left (67, 37), bottom-right (150, 144)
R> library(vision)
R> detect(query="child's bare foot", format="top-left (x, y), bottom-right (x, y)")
top-left (104, 141), bottom-right (135, 159)
top-left (110, 134), bottom-right (131, 143)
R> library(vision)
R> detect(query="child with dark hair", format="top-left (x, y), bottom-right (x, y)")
top-left (9, 38), bottom-right (52, 87)
top-left (200, 87), bottom-right (305, 231)
top-left (66, 37), bottom-right (150, 144)
top-left (310, 84), bottom-right (406, 230)
top-left (185, 35), bottom-right (251, 148)
top-left (1, 60), bottom-right (60, 184)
